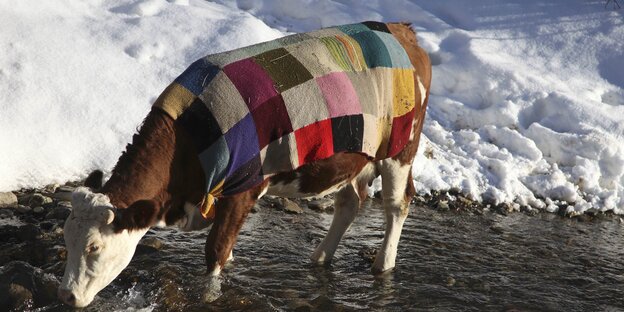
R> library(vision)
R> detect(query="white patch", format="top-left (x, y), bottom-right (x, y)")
top-left (177, 202), bottom-right (211, 231)
top-left (226, 250), bottom-right (234, 262)
top-left (372, 159), bottom-right (412, 273)
top-left (266, 174), bottom-right (302, 197)
top-left (417, 75), bottom-right (427, 107)
top-left (257, 184), bottom-right (269, 199)
top-left (267, 177), bottom-right (349, 199)
top-left (209, 264), bottom-right (222, 277)
top-left (59, 188), bottom-right (149, 307)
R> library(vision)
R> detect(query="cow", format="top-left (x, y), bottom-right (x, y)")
top-left (58, 21), bottom-right (431, 308)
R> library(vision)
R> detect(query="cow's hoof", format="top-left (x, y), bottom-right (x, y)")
top-left (371, 265), bottom-right (394, 276)
top-left (202, 276), bottom-right (222, 303)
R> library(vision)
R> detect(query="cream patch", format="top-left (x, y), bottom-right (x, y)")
top-left (417, 75), bottom-right (427, 106)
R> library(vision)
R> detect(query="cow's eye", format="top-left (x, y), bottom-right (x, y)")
top-left (87, 244), bottom-right (101, 254)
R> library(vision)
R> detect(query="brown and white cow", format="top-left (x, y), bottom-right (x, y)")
top-left (58, 22), bottom-right (431, 307)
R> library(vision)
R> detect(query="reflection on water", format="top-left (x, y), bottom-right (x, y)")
top-left (40, 199), bottom-right (624, 311)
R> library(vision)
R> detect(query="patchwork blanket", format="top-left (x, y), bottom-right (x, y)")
top-left (153, 21), bottom-right (420, 218)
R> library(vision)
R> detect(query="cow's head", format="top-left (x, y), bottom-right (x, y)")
top-left (58, 187), bottom-right (158, 307)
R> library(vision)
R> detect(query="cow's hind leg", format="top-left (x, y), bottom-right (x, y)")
top-left (372, 158), bottom-right (415, 274)
top-left (311, 163), bottom-right (375, 264)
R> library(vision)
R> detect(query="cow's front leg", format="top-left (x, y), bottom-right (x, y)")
top-left (202, 182), bottom-right (267, 302)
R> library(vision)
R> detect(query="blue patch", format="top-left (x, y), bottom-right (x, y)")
top-left (174, 58), bottom-right (219, 96)
top-left (199, 136), bottom-right (229, 193)
top-left (350, 31), bottom-right (393, 69)
top-left (373, 31), bottom-right (413, 69)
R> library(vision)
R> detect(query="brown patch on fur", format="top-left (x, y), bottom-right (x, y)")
top-left (102, 108), bottom-right (206, 228)
top-left (405, 170), bottom-right (416, 203)
top-left (269, 153), bottom-right (371, 195)
top-left (113, 199), bottom-right (160, 232)
top-left (205, 180), bottom-right (269, 269)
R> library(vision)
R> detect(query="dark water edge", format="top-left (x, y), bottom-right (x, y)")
top-left (2, 196), bottom-right (624, 312)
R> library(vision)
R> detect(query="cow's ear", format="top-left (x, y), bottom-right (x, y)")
top-left (113, 200), bottom-right (159, 232)
top-left (84, 170), bottom-right (104, 191)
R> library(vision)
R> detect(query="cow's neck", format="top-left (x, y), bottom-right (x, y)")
top-left (102, 109), bottom-right (176, 208)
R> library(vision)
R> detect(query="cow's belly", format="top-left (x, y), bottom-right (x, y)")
top-left (266, 175), bottom-right (351, 199)
top-left (265, 152), bottom-right (373, 199)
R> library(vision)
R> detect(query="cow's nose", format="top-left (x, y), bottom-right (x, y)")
top-left (57, 288), bottom-right (76, 306)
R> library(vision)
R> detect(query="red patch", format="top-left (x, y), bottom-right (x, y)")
top-left (251, 95), bottom-right (294, 149)
top-left (294, 119), bottom-right (334, 165)
top-left (387, 108), bottom-right (415, 157)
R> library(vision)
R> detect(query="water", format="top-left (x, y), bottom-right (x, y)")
top-left (37, 199), bottom-right (624, 311)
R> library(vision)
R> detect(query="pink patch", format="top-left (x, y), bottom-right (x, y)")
top-left (316, 72), bottom-right (362, 118)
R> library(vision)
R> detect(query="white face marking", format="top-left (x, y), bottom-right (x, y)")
top-left (59, 188), bottom-right (147, 307)
top-left (417, 75), bottom-right (427, 106)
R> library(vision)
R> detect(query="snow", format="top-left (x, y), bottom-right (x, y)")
top-left (1, 0), bottom-right (623, 214)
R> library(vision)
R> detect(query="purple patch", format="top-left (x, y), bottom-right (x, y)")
top-left (223, 114), bottom-right (260, 176)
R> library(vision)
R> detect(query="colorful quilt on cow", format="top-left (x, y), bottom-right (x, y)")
top-left (153, 21), bottom-right (420, 218)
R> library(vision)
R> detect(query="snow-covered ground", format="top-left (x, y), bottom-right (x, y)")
top-left (1, 0), bottom-right (623, 214)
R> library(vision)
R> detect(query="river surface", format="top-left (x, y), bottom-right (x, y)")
top-left (32, 199), bottom-right (624, 311)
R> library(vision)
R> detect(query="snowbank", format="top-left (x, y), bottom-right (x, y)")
top-left (1, 0), bottom-right (623, 214)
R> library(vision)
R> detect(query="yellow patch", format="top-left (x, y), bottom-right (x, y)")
top-left (201, 180), bottom-right (225, 219)
top-left (153, 83), bottom-right (196, 120)
top-left (392, 69), bottom-right (416, 117)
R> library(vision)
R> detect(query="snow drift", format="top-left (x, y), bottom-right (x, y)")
top-left (1, 0), bottom-right (623, 214)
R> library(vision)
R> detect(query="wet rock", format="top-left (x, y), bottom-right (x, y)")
top-left (281, 198), bottom-right (303, 214)
top-left (358, 247), bottom-right (377, 263)
top-left (490, 225), bottom-right (505, 235)
top-left (0, 261), bottom-right (60, 310)
top-left (0, 192), bottom-right (18, 208)
top-left (308, 198), bottom-right (333, 212)
top-left (17, 224), bottom-right (42, 241)
top-left (7, 283), bottom-right (33, 310)
top-left (261, 195), bottom-right (281, 207)
top-left (28, 194), bottom-right (53, 208)
top-left (39, 221), bottom-right (55, 231)
top-left (136, 237), bottom-right (164, 254)
top-left (0, 209), bottom-right (14, 218)
top-left (56, 185), bottom-right (75, 193)
top-left (44, 206), bottom-right (71, 220)
top-left (446, 276), bottom-right (456, 287)
top-left (44, 184), bottom-right (59, 193)
top-left (50, 192), bottom-right (72, 202)
top-left (14, 205), bottom-right (32, 214)
top-left (436, 200), bottom-right (450, 211)
top-left (33, 206), bottom-right (45, 214)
